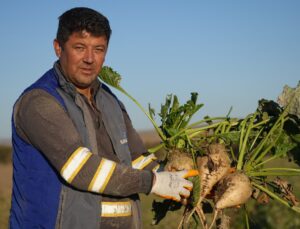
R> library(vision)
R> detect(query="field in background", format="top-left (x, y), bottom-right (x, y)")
top-left (0, 163), bottom-right (11, 229)
top-left (1, 131), bottom-right (300, 229)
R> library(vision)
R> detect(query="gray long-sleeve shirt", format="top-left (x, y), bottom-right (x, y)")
top-left (13, 64), bottom-right (158, 228)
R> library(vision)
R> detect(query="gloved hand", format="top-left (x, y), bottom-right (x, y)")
top-left (150, 170), bottom-right (199, 202)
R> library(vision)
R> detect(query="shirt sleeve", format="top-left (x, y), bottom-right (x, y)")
top-left (14, 89), bottom-right (153, 196)
top-left (118, 101), bottom-right (159, 171)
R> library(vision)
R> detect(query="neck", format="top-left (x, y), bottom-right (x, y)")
top-left (77, 87), bottom-right (91, 101)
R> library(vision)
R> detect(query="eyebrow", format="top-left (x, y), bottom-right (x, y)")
top-left (72, 42), bottom-right (106, 48)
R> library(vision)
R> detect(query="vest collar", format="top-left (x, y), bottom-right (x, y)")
top-left (53, 61), bottom-right (101, 101)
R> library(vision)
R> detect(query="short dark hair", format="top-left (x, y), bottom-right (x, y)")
top-left (56, 7), bottom-right (112, 46)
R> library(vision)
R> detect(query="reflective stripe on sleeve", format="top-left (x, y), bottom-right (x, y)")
top-left (132, 154), bottom-right (157, 170)
top-left (152, 164), bottom-right (160, 172)
top-left (60, 147), bottom-right (92, 183)
top-left (88, 158), bottom-right (116, 193)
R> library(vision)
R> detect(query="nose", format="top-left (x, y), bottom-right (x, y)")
top-left (83, 49), bottom-right (94, 64)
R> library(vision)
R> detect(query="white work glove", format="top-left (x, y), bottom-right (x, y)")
top-left (151, 170), bottom-right (199, 202)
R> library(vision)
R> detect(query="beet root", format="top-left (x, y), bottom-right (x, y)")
top-left (215, 172), bottom-right (252, 210)
top-left (165, 149), bottom-right (194, 171)
top-left (197, 143), bottom-right (231, 201)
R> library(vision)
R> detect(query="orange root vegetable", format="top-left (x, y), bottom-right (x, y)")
top-left (197, 143), bottom-right (231, 202)
top-left (165, 149), bottom-right (194, 171)
top-left (214, 172), bottom-right (252, 210)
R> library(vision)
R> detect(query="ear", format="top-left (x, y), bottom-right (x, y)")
top-left (53, 39), bottom-right (62, 58)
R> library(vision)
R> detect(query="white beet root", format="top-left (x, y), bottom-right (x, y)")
top-left (186, 143), bottom-right (232, 228)
top-left (197, 143), bottom-right (231, 200)
top-left (215, 172), bottom-right (252, 209)
top-left (165, 149), bottom-right (194, 171)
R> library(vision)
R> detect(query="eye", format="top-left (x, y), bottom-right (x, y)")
top-left (95, 46), bottom-right (106, 53)
top-left (74, 46), bottom-right (85, 51)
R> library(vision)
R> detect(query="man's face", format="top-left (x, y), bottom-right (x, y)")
top-left (54, 31), bottom-right (108, 90)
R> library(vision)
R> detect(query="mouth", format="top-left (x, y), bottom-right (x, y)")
top-left (80, 67), bottom-right (93, 75)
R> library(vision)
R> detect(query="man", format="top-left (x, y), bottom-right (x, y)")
top-left (10, 7), bottom-right (197, 228)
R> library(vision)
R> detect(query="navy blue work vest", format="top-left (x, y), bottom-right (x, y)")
top-left (10, 68), bottom-right (132, 228)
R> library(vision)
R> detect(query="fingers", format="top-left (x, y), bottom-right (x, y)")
top-left (169, 175), bottom-right (193, 201)
top-left (179, 187), bottom-right (191, 198)
top-left (158, 194), bottom-right (181, 202)
top-left (166, 188), bottom-right (191, 202)
top-left (173, 194), bottom-right (181, 202)
top-left (176, 169), bottom-right (199, 178)
top-left (182, 179), bottom-right (193, 191)
top-left (170, 187), bottom-right (191, 202)
top-left (151, 170), bottom-right (197, 202)
top-left (183, 169), bottom-right (199, 178)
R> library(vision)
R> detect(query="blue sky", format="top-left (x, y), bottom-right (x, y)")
top-left (0, 1), bottom-right (299, 140)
